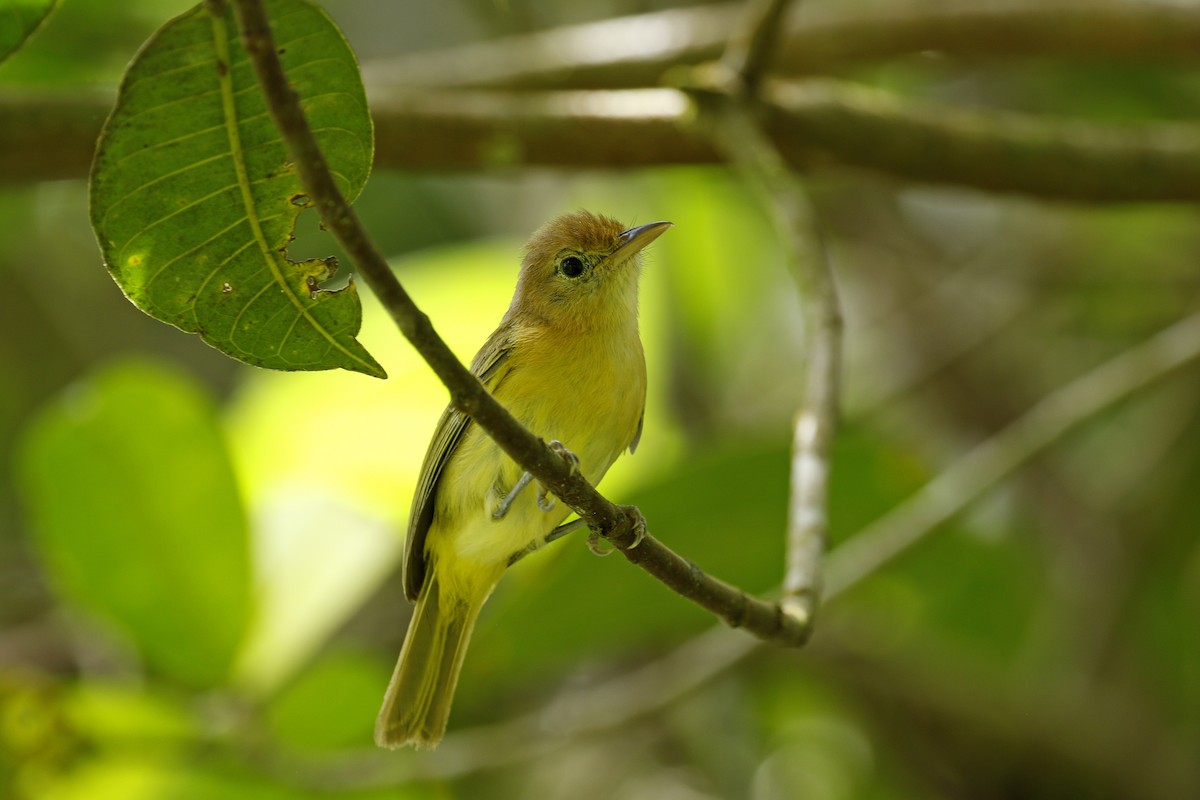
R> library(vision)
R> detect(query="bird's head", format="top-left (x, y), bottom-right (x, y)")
top-left (510, 211), bottom-right (670, 331)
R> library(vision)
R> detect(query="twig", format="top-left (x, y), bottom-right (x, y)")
top-left (228, 0), bottom-right (809, 645)
top-left (703, 0), bottom-right (840, 631)
top-left (719, 99), bottom-right (842, 630)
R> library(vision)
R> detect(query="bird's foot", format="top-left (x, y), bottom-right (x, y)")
top-left (625, 507), bottom-right (647, 549)
top-left (548, 439), bottom-right (581, 474)
top-left (492, 471), bottom-right (534, 520)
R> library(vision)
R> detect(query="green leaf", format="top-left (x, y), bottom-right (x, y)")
top-left (89, 0), bottom-right (384, 378)
top-left (16, 360), bottom-right (251, 688)
top-left (0, 0), bottom-right (58, 65)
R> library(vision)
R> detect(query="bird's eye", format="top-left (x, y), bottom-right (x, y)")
top-left (560, 256), bottom-right (585, 278)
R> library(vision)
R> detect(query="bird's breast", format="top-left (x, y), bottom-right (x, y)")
top-left (503, 323), bottom-right (646, 478)
top-left (431, 323), bottom-right (646, 577)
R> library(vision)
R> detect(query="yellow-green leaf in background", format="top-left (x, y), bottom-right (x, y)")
top-left (16, 360), bottom-right (251, 688)
top-left (89, 0), bottom-right (384, 377)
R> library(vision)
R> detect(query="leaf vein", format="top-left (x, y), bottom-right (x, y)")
top-left (207, 8), bottom-right (372, 373)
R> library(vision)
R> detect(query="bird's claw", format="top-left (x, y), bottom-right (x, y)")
top-left (626, 509), bottom-right (647, 549)
top-left (587, 530), bottom-right (613, 556)
top-left (548, 439), bottom-right (580, 474)
top-left (587, 509), bottom-right (646, 556)
top-left (535, 440), bottom-right (580, 513)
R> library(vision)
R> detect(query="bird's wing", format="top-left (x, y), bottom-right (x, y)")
top-left (402, 329), bottom-right (514, 601)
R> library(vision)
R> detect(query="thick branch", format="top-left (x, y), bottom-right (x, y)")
top-left (761, 79), bottom-right (1200, 203)
top-left (229, 0), bottom-right (809, 646)
top-left (13, 83), bottom-right (1200, 204)
top-left (365, 86), bottom-right (704, 170)
top-left (0, 92), bottom-right (110, 184)
top-left (363, 0), bottom-right (1200, 91)
top-left (238, 81), bottom-right (1200, 204)
top-left (776, 0), bottom-right (1200, 74)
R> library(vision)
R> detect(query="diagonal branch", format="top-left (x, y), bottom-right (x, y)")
top-left (228, 0), bottom-right (809, 645)
top-left (273, 304), bottom-right (1200, 789)
top-left (824, 307), bottom-right (1200, 598)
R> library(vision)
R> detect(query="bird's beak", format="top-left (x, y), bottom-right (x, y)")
top-left (604, 220), bottom-right (672, 269)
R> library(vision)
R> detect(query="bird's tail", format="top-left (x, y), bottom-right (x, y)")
top-left (374, 570), bottom-right (487, 749)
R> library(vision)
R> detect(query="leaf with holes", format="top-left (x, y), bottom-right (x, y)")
top-left (0, 0), bottom-right (58, 64)
top-left (90, 0), bottom-right (384, 378)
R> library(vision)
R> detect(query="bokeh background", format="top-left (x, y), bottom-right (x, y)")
top-left (2, 1), bottom-right (1199, 798)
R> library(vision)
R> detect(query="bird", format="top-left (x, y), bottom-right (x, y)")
top-left (375, 210), bottom-right (671, 749)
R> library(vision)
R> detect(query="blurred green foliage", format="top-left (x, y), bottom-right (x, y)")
top-left (0, 0), bottom-right (190, 86)
top-left (0, 0), bottom-right (58, 65)
top-left (2, 1), bottom-right (1200, 799)
top-left (17, 361), bottom-right (251, 688)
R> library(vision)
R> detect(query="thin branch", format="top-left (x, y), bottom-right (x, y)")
top-left (824, 307), bottom-right (1200, 597)
top-left (722, 0), bottom-right (796, 91)
top-left (16, 84), bottom-right (1200, 203)
top-left (705, 102), bottom-right (841, 630)
top-left (695, 0), bottom-right (840, 633)
top-left (273, 304), bottom-right (1200, 789)
top-left (228, 0), bottom-right (809, 645)
top-left (362, 0), bottom-right (1200, 91)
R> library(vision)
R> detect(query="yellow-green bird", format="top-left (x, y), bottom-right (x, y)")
top-left (375, 211), bottom-right (671, 749)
